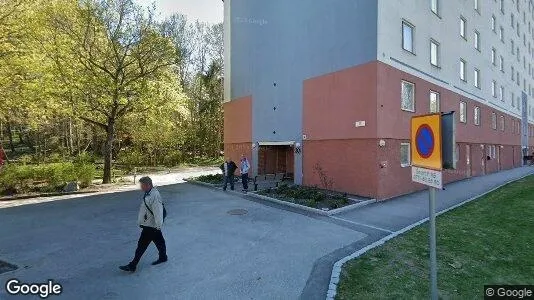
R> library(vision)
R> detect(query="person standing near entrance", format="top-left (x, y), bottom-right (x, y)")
top-left (240, 155), bottom-right (250, 192)
top-left (120, 177), bottom-right (167, 272)
top-left (220, 158), bottom-right (237, 191)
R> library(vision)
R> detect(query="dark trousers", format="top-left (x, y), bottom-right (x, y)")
top-left (130, 226), bottom-right (167, 266)
top-left (241, 173), bottom-right (249, 191)
top-left (223, 174), bottom-right (234, 190)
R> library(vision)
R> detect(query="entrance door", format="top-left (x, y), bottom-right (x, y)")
top-left (257, 145), bottom-right (294, 176)
top-left (466, 145), bottom-right (471, 177)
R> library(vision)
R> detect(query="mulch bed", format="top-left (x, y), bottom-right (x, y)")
top-left (0, 260), bottom-right (18, 274)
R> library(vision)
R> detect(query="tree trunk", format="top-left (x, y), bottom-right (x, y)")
top-left (68, 117), bottom-right (73, 155)
top-left (102, 121), bottom-right (115, 184)
top-left (6, 121), bottom-right (15, 153)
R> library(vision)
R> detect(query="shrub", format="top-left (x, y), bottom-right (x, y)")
top-left (0, 162), bottom-right (96, 195)
top-left (76, 163), bottom-right (96, 188)
top-left (73, 152), bottom-right (95, 165)
top-left (163, 150), bottom-right (183, 167)
top-left (194, 174), bottom-right (223, 184)
top-left (117, 149), bottom-right (144, 172)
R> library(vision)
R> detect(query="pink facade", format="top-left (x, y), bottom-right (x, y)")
top-left (225, 61), bottom-right (528, 199)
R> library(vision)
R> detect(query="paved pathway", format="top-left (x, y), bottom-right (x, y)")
top-left (0, 166), bottom-right (532, 299)
top-left (300, 166), bottom-right (534, 299)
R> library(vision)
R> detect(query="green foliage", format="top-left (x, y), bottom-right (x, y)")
top-left (116, 148), bottom-right (144, 172)
top-left (0, 162), bottom-right (95, 194)
top-left (260, 185), bottom-right (350, 210)
top-left (0, 0), bottom-right (223, 175)
top-left (194, 174), bottom-right (224, 184)
top-left (75, 163), bottom-right (95, 188)
top-left (163, 150), bottom-right (183, 168)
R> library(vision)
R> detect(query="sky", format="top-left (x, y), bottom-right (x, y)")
top-left (136, 0), bottom-right (224, 24)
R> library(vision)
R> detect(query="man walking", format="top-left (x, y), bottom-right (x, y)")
top-left (120, 177), bottom-right (167, 272)
top-left (220, 158), bottom-right (237, 191)
top-left (240, 155), bottom-right (250, 192)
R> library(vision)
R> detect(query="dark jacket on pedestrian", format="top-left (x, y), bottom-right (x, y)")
top-left (220, 161), bottom-right (237, 176)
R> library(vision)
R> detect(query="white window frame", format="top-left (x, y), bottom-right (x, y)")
top-left (474, 106), bottom-right (481, 125)
top-left (499, 86), bottom-right (504, 101)
top-left (401, 80), bottom-right (415, 112)
top-left (491, 80), bottom-right (497, 97)
top-left (460, 59), bottom-right (467, 81)
top-left (474, 30), bottom-right (480, 50)
top-left (430, 39), bottom-right (440, 67)
top-left (474, 69), bottom-right (480, 88)
top-left (402, 21), bottom-right (415, 53)
top-left (492, 112), bottom-right (497, 129)
top-left (500, 115), bottom-right (505, 131)
top-left (431, 0), bottom-right (439, 15)
top-left (460, 17), bottom-right (467, 38)
top-left (430, 90), bottom-right (440, 113)
top-left (400, 143), bottom-right (411, 167)
top-left (460, 101), bottom-right (467, 123)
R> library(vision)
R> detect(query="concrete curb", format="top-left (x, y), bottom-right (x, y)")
top-left (325, 171), bottom-right (534, 300)
top-left (0, 190), bottom-right (99, 202)
top-left (184, 179), bottom-right (375, 216)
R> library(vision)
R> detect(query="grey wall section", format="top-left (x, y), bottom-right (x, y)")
top-left (229, 0), bottom-right (377, 183)
top-left (230, 0), bottom-right (378, 143)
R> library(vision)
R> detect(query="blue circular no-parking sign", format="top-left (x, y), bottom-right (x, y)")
top-left (416, 124), bottom-right (435, 159)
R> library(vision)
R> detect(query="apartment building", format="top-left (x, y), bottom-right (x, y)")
top-left (223, 0), bottom-right (534, 199)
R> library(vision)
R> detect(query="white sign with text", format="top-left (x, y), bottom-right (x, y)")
top-left (411, 166), bottom-right (443, 189)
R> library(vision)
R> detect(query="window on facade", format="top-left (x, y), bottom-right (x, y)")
top-left (401, 80), bottom-right (415, 112)
top-left (474, 106), bottom-right (481, 125)
top-left (402, 21), bottom-right (414, 53)
top-left (500, 0), bottom-right (504, 13)
top-left (474, 0), bottom-right (480, 12)
top-left (492, 112), bottom-right (497, 129)
top-left (500, 115), bottom-right (505, 131)
top-left (491, 48), bottom-right (496, 65)
top-left (474, 31), bottom-right (480, 50)
top-left (500, 86), bottom-right (504, 101)
top-left (400, 143), bottom-right (411, 167)
top-left (512, 13), bottom-right (515, 27)
top-left (491, 80), bottom-right (497, 97)
top-left (430, 39), bottom-right (439, 66)
top-left (499, 55), bottom-right (504, 71)
top-left (460, 17), bottom-right (467, 38)
top-left (500, 27), bottom-right (504, 41)
top-left (512, 92), bottom-right (515, 107)
top-left (431, 0), bottom-right (439, 15)
top-left (491, 145), bottom-right (496, 159)
top-left (460, 101), bottom-right (467, 123)
top-left (512, 40), bottom-right (515, 54)
top-left (492, 15), bottom-right (496, 32)
top-left (430, 91), bottom-right (440, 113)
top-left (460, 59), bottom-right (467, 81)
top-left (474, 69), bottom-right (480, 88)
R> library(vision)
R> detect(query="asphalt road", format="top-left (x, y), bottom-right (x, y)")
top-left (0, 183), bottom-right (366, 300)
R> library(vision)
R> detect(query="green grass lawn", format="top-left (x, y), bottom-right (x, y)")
top-left (336, 175), bottom-right (534, 300)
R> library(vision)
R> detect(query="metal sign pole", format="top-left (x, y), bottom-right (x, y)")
top-left (429, 187), bottom-right (438, 300)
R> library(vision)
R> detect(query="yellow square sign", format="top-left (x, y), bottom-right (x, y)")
top-left (411, 114), bottom-right (442, 170)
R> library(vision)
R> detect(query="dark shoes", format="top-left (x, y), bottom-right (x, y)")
top-left (119, 264), bottom-right (136, 272)
top-left (151, 257), bottom-right (168, 266)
